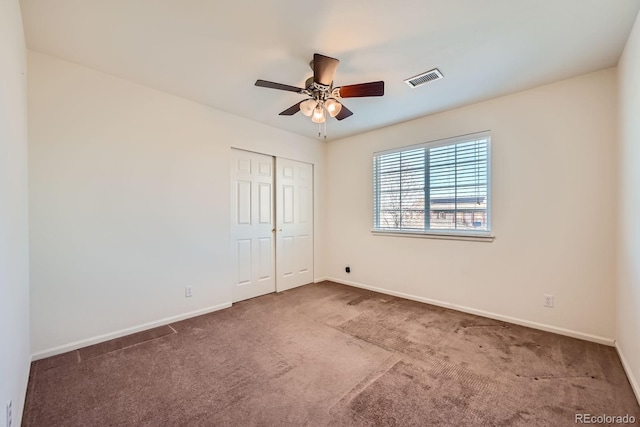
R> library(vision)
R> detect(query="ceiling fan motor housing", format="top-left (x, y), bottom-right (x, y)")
top-left (304, 77), bottom-right (332, 102)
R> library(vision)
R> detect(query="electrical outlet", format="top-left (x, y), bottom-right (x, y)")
top-left (6, 400), bottom-right (12, 427)
top-left (544, 294), bottom-right (554, 308)
top-left (345, 265), bottom-right (351, 273)
top-left (185, 286), bottom-right (193, 298)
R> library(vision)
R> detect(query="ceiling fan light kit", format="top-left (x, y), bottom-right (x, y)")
top-left (311, 104), bottom-right (326, 124)
top-left (324, 98), bottom-right (342, 117)
top-left (255, 53), bottom-right (385, 138)
top-left (299, 99), bottom-right (316, 117)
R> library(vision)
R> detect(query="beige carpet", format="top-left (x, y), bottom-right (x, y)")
top-left (24, 281), bottom-right (640, 426)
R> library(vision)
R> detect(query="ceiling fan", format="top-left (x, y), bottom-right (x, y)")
top-left (255, 53), bottom-right (384, 130)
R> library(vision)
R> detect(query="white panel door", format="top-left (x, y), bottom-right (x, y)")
top-left (231, 149), bottom-right (276, 302)
top-left (276, 158), bottom-right (314, 292)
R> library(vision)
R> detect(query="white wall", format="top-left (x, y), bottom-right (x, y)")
top-left (617, 9), bottom-right (640, 401)
top-left (0, 0), bottom-right (30, 425)
top-left (325, 68), bottom-right (618, 343)
top-left (28, 51), bottom-right (325, 356)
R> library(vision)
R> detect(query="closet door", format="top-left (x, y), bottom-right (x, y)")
top-left (275, 158), bottom-right (314, 292)
top-left (231, 149), bottom-right (276, 302)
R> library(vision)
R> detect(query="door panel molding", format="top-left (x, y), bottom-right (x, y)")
top-left (275, 158), bottom-right (314, 292)
top-left (231, 149), bottom-right (276, 302)
top-left (231, 150), bottom-right (314, 301)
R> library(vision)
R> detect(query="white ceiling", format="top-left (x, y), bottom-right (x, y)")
top-left (20, 0), bottom-right (640, 141)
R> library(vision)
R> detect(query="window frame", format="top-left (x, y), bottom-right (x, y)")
top-left (372, 131), bottom-right (494, 242)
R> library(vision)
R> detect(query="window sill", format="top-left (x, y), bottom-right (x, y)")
top-left (371, 230), bottom-right (495, 242)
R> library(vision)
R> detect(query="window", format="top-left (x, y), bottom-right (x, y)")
top-left (373, 132), bottom-right (491, 237)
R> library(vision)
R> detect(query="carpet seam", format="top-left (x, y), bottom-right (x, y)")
top-left (329, 353), bottom-right (402, 414)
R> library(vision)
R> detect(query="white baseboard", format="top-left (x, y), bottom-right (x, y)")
top-left (327, 277), bottom-right (615, 347)
top-left (17, 354), bottom-right (32, 427)
top-left (31, 302), bottom-right (232, 361)
top-left (314, 277), bottom-right (328, 283)
top-left (615, 341), bottom-right (640, 405)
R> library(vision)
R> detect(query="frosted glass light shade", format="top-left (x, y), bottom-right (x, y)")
top-left (299, 99), bottom-right (316, 117)
top-left (325, 98), bottom-right (342, 117)
top-left (311, 105), bottom-right (326, 123)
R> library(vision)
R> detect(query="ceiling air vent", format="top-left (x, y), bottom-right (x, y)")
top-left (404, 68), bottom-right (443, 88)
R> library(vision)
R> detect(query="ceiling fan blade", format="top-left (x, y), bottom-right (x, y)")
top-left (278, 101), bottom-right (303, 116)
top-left (337, 81), bottom-right (385, 98)
top-left (313, 53), bottom-right (339, 86)
top-left (334, 104), bottom-right (353, 121)
top-left (255, 79), bottom-right (304, 93)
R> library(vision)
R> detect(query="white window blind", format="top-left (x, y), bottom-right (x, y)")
top-left (373, 132), bottom-right (490, 235)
